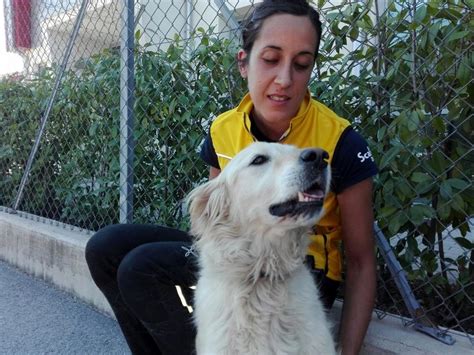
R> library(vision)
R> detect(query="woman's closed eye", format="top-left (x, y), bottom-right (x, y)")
top-left (262, 58), bottom-right (311, 71)
top-left (262, 58), bottom-right (278, 65)
top-left (294, 63), bottom-right (311, 71)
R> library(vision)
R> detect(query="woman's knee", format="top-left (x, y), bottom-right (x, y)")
top-left (85, 224), bottom-right (131, 283)
top-left (116, 244), bottom-right (160, 290)
top-left (86, 225), bottom-right (119, 261)
top-left (116, 245), bottom-right (159, 310)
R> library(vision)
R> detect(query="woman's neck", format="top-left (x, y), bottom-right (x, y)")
top-left (251, 110), bottom-right (290, 142)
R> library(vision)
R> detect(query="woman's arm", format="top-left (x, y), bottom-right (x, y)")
top-left (337, 177), bottom-right (376, 355)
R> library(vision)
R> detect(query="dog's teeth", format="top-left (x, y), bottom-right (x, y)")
top-left (298, 190), bottom-right (324, 202)
top-left (298, 192), bottom-right (305, 202)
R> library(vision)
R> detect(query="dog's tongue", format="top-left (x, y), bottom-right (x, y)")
top-left (298, 190), bottom-right (324, 202)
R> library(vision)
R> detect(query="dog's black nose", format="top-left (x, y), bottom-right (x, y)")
top-left (300, 148), bottom-right (329, 168)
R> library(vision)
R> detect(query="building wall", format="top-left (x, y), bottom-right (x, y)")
top-left (0, 0), bottom-right (24, 76)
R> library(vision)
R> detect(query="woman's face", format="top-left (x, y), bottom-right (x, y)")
top-left (238, 14), bottom-right (318, 128)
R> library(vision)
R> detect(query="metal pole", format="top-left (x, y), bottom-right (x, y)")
top-left (213, 0), bottom-right (240, 31)
top-left (119, 0), bottom-right (135, 224)
top-left (374, 223), bottom-right (455, 345)
top-left (12, 0), bottom-right (90, 212)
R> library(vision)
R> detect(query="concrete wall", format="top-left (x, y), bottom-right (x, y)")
top-left (0, 210), bottom-right (112, 316)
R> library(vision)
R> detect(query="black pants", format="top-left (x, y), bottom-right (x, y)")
top-left (85, 224), bottom-right (340, 355)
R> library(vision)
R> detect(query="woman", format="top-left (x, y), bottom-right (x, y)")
top-left (86, 1), bottom-right (377, 354)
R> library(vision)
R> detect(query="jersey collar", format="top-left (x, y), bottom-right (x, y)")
top-left (238, 90), bottom-right (312, 142)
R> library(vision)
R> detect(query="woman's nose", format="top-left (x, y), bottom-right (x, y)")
top-left (274, 65), bottom-right (292, 87)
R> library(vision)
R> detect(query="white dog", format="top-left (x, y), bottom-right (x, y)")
top-left (187, 142), bottom-right (336, 355)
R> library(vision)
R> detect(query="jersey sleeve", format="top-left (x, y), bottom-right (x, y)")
top-left (331, 128), bottom-right (378, 194)
top-left (199, 133), bottom-right (220, 169)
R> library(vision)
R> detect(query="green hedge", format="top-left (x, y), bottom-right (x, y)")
top-left (0, 30), bottom-right (245, 230)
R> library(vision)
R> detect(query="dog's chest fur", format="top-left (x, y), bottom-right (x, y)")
top-left (194, 234), bottom-right (336, 355)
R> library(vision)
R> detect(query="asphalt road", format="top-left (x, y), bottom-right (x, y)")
top-left (0, 260), bottom-right (130, 355)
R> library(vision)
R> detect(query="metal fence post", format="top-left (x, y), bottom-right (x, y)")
top-left (119, 0), bottom-right (135, 224)
top-left (213, 0), bottom-right (240, 31)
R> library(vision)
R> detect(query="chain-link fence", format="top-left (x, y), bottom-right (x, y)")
top-left (0, 0), bottom-right (472, 347)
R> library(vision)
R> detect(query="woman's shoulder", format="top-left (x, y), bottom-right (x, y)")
top-left (213, 93), bottom-right (253, 126)
top-left (309, 98), bottom-right (351, 128)
top-left (331, 128), bottom-right (378, 193)
top-left (213, 106), bottom-right (241, 123)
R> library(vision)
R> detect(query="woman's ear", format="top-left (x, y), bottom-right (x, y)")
top-left (237, 49), bottom-right (248, 78)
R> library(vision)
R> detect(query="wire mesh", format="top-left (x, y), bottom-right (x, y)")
top-left (0, 0), bottom-right (472, 345)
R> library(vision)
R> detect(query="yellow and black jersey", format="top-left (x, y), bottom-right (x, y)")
top-left (200, 91), bottom-right (378, 281)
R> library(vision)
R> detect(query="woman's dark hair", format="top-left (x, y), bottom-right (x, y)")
top-left (241, 0), bottom-right (322, 59)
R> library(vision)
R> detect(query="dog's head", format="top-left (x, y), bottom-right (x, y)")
top-left (187, 142), bottom-right (331, 238)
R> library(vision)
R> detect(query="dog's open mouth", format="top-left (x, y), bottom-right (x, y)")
top-left (269, 181), bottom-right (326, 217)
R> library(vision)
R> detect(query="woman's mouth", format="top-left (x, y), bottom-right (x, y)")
top-left (268, 95), bottom-right (290, 102)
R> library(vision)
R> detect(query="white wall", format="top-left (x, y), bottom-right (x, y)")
top-left (3, 0), bottom-right (252, 73)
top-left (3, 0), bottom-right (382, 75)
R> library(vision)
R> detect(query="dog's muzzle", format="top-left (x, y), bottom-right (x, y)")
top-left (269, 148), bottom-right (329, 218)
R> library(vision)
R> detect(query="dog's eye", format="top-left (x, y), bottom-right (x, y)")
top-left (250, 154), bottom-right (269, 166)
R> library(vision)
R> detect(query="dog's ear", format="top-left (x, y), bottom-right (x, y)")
top-left (186, 178), bottom-right (229, 237)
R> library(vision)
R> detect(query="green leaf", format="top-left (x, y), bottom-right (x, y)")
top-left (409, 204), bottom-right (435, 225)
top-left (411, 172), bottom-right (431, 184)
top-left (407, 110), bottom-right (420, 132)
top-left (416, 181), bottom-right (434, 195)
top-left (379, 145), bottom-right (401, 170)
top-left (431, 116), bottom-right (445, 133)
top-left (436, 9), bottom-right (460, 22)
top-left (440, 180), bottom-right (453, 199)
top-left (446, 30), bottom-right (470, 43)
top-left (421, 250), bottom-right (437, 274)
top-left (448, 178), bottom-right (469, 191)
top-left (436, 203), bottom-right (451, 220)
top-left (403, 240), bottom-right (416, 264)
top-left (383, 178), bottom-right (394, 195)
top-left (456, 54), bottom-right (472, 85)
top-left (451, 194), bottom-right (465, 213)
top-left (135, 29), bottom-right (141, 42)
top-left (453, 237), bottom-right (474, 250)
top-left (414, 5), bottom-right (427, 23)
top-left (397, 179), bottom-right (413, 200)
top-left (349, 26), bottom-right (359, 41)
top-left (376, 126), bottom-right (387, 142)
top-left (0, 146), bottom-right (13, 158)
top-left (428, 21), bottom-right (441, 42)
top-left (379, 206), bottom-right (397, 219)
top-left (427, 151), bottom-right (446, 175)
top-left (89, 122), bottom-right (98, 136)
top-left (388, 211), bottom-right (408, 235)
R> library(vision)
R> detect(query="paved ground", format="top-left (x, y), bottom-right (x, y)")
top-left (0, 260), bottom-right (130, 355)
